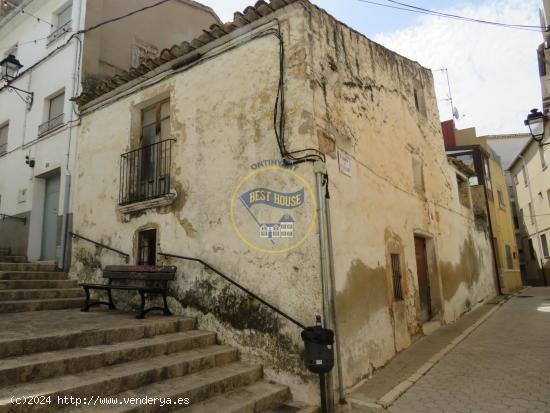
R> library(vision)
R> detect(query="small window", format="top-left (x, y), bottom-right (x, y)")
top-left (540, 147), bottom-right (547, 169)
top-left (390, 253), bottom-right (403, 301)
top-left (47, 4), bottom-right (72, 44)
top-left (542, 234), bottom-right (549, 258)
top-left (505, 245), bottom-right (513, 269)
top-left (0, 123), bottom-right (8, 155)
top-left (497, 189), bottom-right (505, 209)
top-left (39, 92), bottom-right (65, 135)
top-left (522, 165), bottom-right (528, 186)
top-left (528, 202), bottom-right (535, 224)
top-left (528, 238), bottom-right (536, 260)
top-left (137, 229), bottom-right (157, 265)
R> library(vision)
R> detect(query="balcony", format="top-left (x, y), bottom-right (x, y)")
top-left (38, 114), bottom-right (64, 136)
top-left (47, 20), bottom-right (72, 45)
top-left (119, 139), bottom-right (175, 207)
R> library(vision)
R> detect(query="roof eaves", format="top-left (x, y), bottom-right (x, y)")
top-left (507, 137), bottom-right (536, 171)
top-left (75, 0), bottom-right (300, 109)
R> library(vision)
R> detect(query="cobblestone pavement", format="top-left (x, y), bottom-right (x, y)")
top-left (387, 287), bottom-right (550, 413)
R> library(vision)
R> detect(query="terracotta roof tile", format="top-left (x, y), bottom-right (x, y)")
top-left (74, 0), bottom-right (298, 107)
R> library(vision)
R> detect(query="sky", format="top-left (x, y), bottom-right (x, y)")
top-left (199, 0), bottom-right (543, 135)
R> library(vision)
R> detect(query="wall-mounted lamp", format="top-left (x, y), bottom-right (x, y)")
top-left (0, 54), bottom-right (34, 109)
top-left (25, 155), bottom-right (35, 168)
top-left (524, 108), bottom-right (549, 147)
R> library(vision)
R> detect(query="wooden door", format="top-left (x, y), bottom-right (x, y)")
top-left (414, 236), bottom-right (431, 322)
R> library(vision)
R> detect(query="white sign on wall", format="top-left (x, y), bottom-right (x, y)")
top-left (338, 148), bottom-right (352, 177)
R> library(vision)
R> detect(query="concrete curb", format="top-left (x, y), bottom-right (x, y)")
top-left (348, 292), bottom-right (518, 411)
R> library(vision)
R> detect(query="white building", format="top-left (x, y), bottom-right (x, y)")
top-left (509, 138), bottom-right (550, 286)
top-left (0, 0), bottom-right (219, 265)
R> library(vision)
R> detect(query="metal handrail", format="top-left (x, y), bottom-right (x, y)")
top-left (158, 252), bottom-right (306, 330)
top-left (69, 232), bottom-right (129, 259)
top-left (38, 113), bottom-right (64, 136)
top-left (0, 213), bottom-right (26, 224)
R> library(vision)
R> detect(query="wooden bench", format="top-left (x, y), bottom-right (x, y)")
top-left (79, 265), bottom-right (176, 319)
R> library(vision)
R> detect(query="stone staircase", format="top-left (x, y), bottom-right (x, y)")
top-left (0, 247), bottom-right (26, 263)
top-left (0, 310), bottom-right (316, 413)
top-left (0, 254), bottom-right (85, 313)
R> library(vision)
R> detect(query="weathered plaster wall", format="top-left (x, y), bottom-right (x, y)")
top-left (72, 5), bottom-right (322, 403)
top-left (303, 3), bottom-right (497, 389)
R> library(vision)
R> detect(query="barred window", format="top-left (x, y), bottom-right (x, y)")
top-left (391, 254), bottom-right (403, 301)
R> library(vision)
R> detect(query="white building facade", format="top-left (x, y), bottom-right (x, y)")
top-left (0, 0), bottom-right (220, 265)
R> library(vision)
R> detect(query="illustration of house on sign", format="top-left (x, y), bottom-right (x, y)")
top-left (259, 215), bottom-right (294, 239)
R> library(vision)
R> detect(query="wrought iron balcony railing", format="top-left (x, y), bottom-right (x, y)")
top-left (47, 20), bottom-right (72, 44)
top-left (38, 113), bottom-right (64, 136)
top-left (119, 139), bottom-right (175, 206)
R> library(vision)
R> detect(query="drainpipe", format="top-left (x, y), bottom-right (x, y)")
top-left (520, 155), bottom-right (547, 286)
top-left (314, 161), bottom-right (335, 413)
top-left (59, 0), bottom-right (83, 270)
top-left (324, 180), bottom-right (346, 405)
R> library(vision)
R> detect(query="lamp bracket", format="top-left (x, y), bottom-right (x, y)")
top-left (7, 85), bottom-right (33, 109)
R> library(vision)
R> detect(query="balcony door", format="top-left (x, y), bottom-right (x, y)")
top-left (139, 99), bottom-right (171, 200)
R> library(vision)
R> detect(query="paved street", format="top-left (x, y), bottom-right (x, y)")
top-left (387, 287), bottom-right (550, 413)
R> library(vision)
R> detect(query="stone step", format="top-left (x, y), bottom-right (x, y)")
top-left (0, 288), bottom-right (84, 301)
top-left (177, 381), bottom-right (290, 413)
top-left (0, 279), bottom-right (78, 289)
top-left (0, 271), bottom-right (68, 280)
top-left (0, 315), bottom-right (195, 358)
top-left (0, 297), bottom-right (84, 313)
top-left (0, 255), bottom-right (27, 263)
top-left (0, 262), bottom-right (56, 272)
top-left (61, 362), bottom-right (263, 413)
top-left (0, 330), bottom-right (217, 386)
top-left (263, 404), bottom-right (320, 413)
top-left (0, 346), bottom-right (241, 413)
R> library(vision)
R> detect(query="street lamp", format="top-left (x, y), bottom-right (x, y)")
top-left (0, 54), bottom-right (22, 81)
top-left (524, 108), bottom-right (549, 146)
top-left (0, 54), bottom-right (33, 109)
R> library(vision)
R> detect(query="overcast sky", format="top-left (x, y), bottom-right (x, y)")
top-left (200, 0), bottom-right (542, 136)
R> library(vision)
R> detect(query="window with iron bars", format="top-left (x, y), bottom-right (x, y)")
top-left (391, 253), bottom-right (404, 301)
top-left (137, 229), bottom-right (157, 266)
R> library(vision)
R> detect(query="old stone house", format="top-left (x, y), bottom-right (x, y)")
top-left (71, 0), bottom-right (498, 404)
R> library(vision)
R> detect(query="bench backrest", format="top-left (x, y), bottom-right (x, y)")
top-left (103, 265), bottom-right (177, 282)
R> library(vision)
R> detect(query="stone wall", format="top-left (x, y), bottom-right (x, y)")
top-left (304, 2), bottom-right (497, 388)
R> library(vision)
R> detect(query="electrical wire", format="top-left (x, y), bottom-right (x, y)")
top-left (385, 0), bottom-right (545, 30)
top-left (355, 0), bottom-right (547, 32)
top-left (271, 23), bottom-right (325, 165)
top-left (3, 0), bottom-right (57, 28)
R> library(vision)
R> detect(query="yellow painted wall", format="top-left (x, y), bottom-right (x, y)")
top-left (453, 128), bottom-right (522, 292)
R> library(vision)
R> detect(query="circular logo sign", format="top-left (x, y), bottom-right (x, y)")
top-left (230, 166), bottom-right (317, 254)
